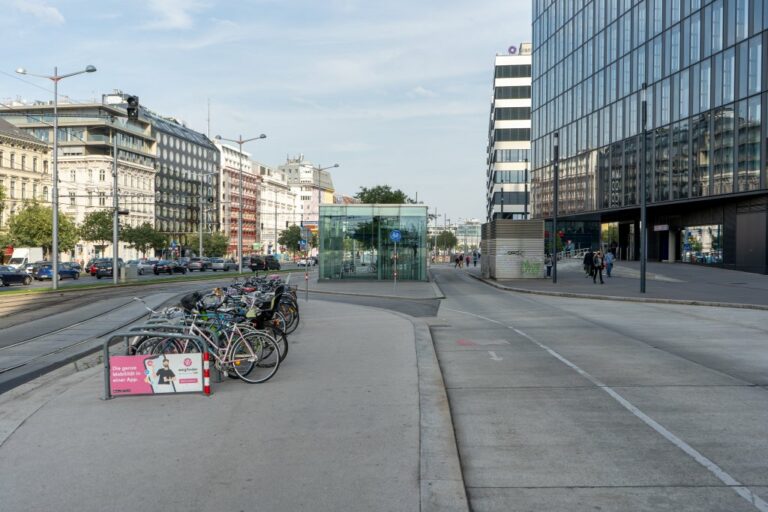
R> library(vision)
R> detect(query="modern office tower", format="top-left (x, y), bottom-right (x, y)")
top-left (142, 108), bottom-right (219, 254)
top-left (531, 0), bottom-right (767, 273)
top-left (486, 43), bottom-right (533, 221)
top-left (256, 163), bottom-right (298, 256)
top-left (0, 98), bottom-right (156, 262)
top-left (213, 141), bottom-right (259, 256)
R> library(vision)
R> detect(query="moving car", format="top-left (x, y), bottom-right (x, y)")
top-left (153, 260), bottom-right (187, 275)
top-left (33, 262), bottom-right (81, 280)
top-left (95, 259), bottom-right (124, 279)
top-left (176, 257), bottom-right (191, 270)
top-left (0, 265), bottom-right (33, 286)
top-left (209, 258), bottom-right (236, 271)
top-left (187, 257), bottom-right (211, 272)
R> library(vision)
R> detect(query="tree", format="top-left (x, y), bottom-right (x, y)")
top-left (278, 225), bottom-right (302, 257)
top-left (0, 183), bottom-right (6, 219)
top-left (122, 223), bottom-right (166, 258)
top-left (79, 209), bottom-right (114, 257)
top-left (355, 185), bottom-right (413, 204)
top-left (435, 230), bottom-right (457, 251)
top-left (8, 202), bottom-right (78, 259)
top-left (186, 232), bottom-right (230, 257)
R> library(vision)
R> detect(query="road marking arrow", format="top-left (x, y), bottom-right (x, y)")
top-left (488, 351), bottom-right (503, 361)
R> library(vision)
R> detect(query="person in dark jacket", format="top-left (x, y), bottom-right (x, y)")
top-left (583, 248), bottom-right (594, 278)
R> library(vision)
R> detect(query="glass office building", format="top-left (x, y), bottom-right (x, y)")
top-left (531, 0), bottom-right (768, 273)
top-left (318, 204), bottom-right (428, 281)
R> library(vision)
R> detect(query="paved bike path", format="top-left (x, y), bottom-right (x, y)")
top-left (0, 300), bottom-right (422, 512)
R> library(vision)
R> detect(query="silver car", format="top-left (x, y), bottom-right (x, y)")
top-left (136, 259), bottom-right (158, 275)
top-left (209, 257), bottom-right (236, 271)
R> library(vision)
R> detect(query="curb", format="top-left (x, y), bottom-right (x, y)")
top-left (408, 317), bottom-right (470, 512)
top-left (305, 288), bottom-right (446, 301)
top-left (466, 272), bottom-right (768, 311)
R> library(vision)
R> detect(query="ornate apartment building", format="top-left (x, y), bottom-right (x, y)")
top-left (256, 162), bottom-right (298, 255)
top-left (214, 141), bottom-right (260, 257)
top-left (0, 118), bottom-right (51, 231)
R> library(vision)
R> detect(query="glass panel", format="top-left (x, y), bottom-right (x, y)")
top-left (737, 96), bottom-right (762, 191)
top-left (672, 120), bottom-right (690, 199)
top-left (712, 0), bottom-right (724, 52)
top-left (654, 126), bottom-right (670, 202)
top-left (624, 136), bottom-right (638, 205)
top-left (691, 113), bottom-right (711, 197)
top-left (681, 225), bottom-right (724, 264)
top-left (713, 105), bottom-right (735, 194)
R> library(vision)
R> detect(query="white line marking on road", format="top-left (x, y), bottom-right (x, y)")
top-left (488, 351), bottom-right (503, 361)
top-left (442, 307), bottom-right (768, 512)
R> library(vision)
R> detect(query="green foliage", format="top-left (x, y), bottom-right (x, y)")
top-left (122, 223), bottom-right (166, 257)
top-left (186, 232), bottom-right (230, 257)
top-left (278, 225), bottom-right (302, 256)
top-left (545, 235), bottom-right (564, 254)
top-left (79, 210), bottom-right (115, 256)
top-left (8, 202), bottom-right (78, 258)
top-left (0, 183), bottom-right (6, 218)
top-left (354, 185), bottom-right (413, 204)
top-left (435, 230), bottom-right (457, 250)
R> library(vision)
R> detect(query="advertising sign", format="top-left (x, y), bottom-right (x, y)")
top-left (110, 353), bottom-right (204, 396)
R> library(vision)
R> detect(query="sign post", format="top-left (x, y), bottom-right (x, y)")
top-left (390, 229), bottom-right (402, 291)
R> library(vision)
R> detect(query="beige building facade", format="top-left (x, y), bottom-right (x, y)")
top-left (256, 162), bottom-right (298, 255)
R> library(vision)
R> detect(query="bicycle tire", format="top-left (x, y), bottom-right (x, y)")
top-left (231, 334), bottom-right (280, 383)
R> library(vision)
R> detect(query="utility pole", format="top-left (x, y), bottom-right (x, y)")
top-left (112, 126), bottom-right (119, 285)
top-left (552, 132), bottom-right (559, 284)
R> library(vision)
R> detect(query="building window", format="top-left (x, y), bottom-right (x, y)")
top-left (100, 169), bottom-right (106, 181)
top-left (43, 161), bottom-right (48, 173)
top-left (495, 86), bottom-right (532, 99)
top-left (88, 191), bottom-right (93, 206)
top-left (69, 191), bottom-right (76, 206)
top-left (21, 155), bottom-right (26, 170)
top-left (495, 65), bottom-right (532, 78)
top-left (70, 170), bottom-right (76, 182)
top-left (10, 154), bottom-right (15, 169)
top-left (494, 107), bottom-right (532, 120)
top-left (99, 192), bottom-right (106, 206)
top-left (494, 128), bottom-right (531, 142)
top-left (33, 157), bottom-right (38, 171)
top-left (21, 182), bottom-right (27, 200)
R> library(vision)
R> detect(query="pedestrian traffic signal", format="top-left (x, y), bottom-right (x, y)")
top-left (126, 96), bottom-right (139, 120)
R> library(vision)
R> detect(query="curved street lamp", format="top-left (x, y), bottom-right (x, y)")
top-left (214, 134), bottom-right (267, 273)
top-left (16, 65), bottom-right (97, 290)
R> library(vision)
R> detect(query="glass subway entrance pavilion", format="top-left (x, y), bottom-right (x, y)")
top-left (318, 204), bottom-right (428, 281)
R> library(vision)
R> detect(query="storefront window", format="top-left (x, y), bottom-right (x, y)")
top-left (681, 224), bottom-right (723, 264)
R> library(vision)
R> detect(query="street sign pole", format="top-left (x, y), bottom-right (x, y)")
top-left (389, 229), bottom-right (402, 291)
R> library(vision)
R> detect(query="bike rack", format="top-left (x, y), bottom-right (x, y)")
top-left (102, 331), bottom-right (206, 400)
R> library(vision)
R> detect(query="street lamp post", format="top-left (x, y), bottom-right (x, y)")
top-left (215, 134), bottom-right (266, 273)
top-left (552, 132), bottom-right (559, 284)
top-left (524, 157), bottom-right (529, 219)
top-left (16, 65), bottom-right (96, 290)
top-left (640, 82), bottom-right (648, 293)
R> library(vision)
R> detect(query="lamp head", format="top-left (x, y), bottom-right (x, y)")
top-left (259, 134), bottom-right (267, 139)
top-left (15, 68), bottom-right (26, 75)
top-left (215, 135), bottom-right (222, 140)
top-left (85, 65), bottom-right (97, 73)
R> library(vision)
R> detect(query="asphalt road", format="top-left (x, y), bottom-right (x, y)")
top-left (430, 267), bottom-right (768, 512)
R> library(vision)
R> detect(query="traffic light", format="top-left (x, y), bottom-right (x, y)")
top-left (126, 96), bottom-right (139, 120)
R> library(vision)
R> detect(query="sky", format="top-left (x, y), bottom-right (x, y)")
top-left (0, 0), bottom-right (532, 225)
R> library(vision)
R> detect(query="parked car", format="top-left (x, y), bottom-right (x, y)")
top-left (34, 262), bottom-right (81, 280)
top-left (153, 260), bottom-right (187, 275)
top-left (187, 257), bottom-right (211, 272)
top-left (209, 258), bottom-right (236, 271)
top-left (25, 260), bottom-right (46, 274)
top-left (136, 259), bottom-right (158, 275)
top-left (296, 257), bottom-right (310, 266)
top-left (264, 255), bottom-right (281, 270)
top-left (95, 259), bottom-right (124, 279)
top-left (176, 257), bottom-right (191, 270)
top-left (245, 255), bottom-right (266, 271)
top-left (88, 258), bottom-right (111, 276)
top-left (0, 265), bottom-right (33, 286)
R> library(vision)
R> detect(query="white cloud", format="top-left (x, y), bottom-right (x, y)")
top-left (13, 0), bottom-right (65, 24)
top-left (142, 0), bottom-right (207, 30)
top-left (407, 86), bottom-right (437, 98)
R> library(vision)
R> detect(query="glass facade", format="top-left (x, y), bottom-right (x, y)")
top-left (532, 0), bottom-right (768, 272)
top-left (318, 205), bottom-right (428, 281)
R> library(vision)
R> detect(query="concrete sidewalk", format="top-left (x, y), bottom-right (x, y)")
top-left (284, 269), bottom-right (444, 299)
top-left (0, 299), bottom-right (466, 512)
top-left (461, 259), bottom-right (768, 309)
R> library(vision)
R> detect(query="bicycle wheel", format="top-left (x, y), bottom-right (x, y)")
top-left (280, 303), bottom-right (300, 335)
top-left (230, 334), bottom-right (280, 383)
top-left (134, 336), bottom-right (183, 355)
top-left (241, 325), bottom-right (287, 363)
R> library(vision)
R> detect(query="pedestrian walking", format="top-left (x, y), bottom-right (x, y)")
top-left (593, 250), bottom-right (604, 284)
top-left (473, 252), bottom-right (478, 267)
top-left (604, 250), bottom-right (615, 277)
top-left (583, 248), bottom-right (594, 278)
top-left (545, 253), bottom-right (553, 277)
top-left (454, 255), bottom-right (460, 268)
top-left (465, 254), bottom-right (471, 268)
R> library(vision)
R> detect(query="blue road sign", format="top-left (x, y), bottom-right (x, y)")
top-left (170, 241), bottom-right (177, 248)
top-left (389, 229), bottom-right (402, 243)
top-left (299, 240), bottom-right (307, 250)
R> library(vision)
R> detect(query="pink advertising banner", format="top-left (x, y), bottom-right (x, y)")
top-left (110, 353), bottom-right (203, 396)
